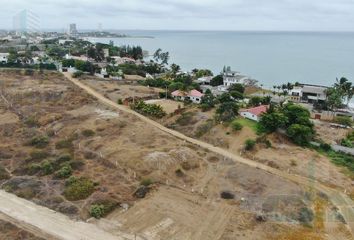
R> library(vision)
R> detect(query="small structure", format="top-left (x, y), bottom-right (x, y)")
top-left (171, 89), bottom-right (204, 104)
top-left (240, 105), bottom-right (269, 122)
top-left (0, 53), bottom-right (9, 64)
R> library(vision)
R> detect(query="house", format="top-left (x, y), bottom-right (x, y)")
top-left (0, 53), bottom-right (9, 64)
top-left (223, 70), bottom-right (248, 87)
top-left (171, 89), bottom-right (204, 104)
top-left (240, 105), bottom-right (269, 122)
top-left (289, 84), bottom-right (328, 104)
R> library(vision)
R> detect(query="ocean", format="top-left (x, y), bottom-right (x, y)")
top-left (89, 30), bottom-right (354, 89)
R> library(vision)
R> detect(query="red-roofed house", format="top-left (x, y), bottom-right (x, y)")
top-left (240, 105), bottom-right (269, 122)
top-left (171, 89), bottom-right (204, 104)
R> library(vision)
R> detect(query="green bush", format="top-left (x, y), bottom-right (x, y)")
top-left (335, 116), bottom-right (353, 127)
top-left (30, 150), bottom-right (50, 161)
top-left (29, 136), bottom-right (49, 148)
top-left (55, 164), bottom-right (73, 179)
top-left (24, 116), bottom-right (39, 127)
top-left (140, 178), bottom-right (153, 187)
top-left (298, 207), bottom-right (314, 225)
top-left (55, 139), bottom-right (73, 150)
top-left (40, 160), bottom-right (54, 175)
top-left (245, 139), bottom-right (256, 151)
top-left (89, 199), bottom-right (118, 219)
top-left (231, 120), bottom-right (243, 131)
top-left (341, 138), bottom-right (353, 148)
top-left (82, 129), bottom-right (95, 137)
top-left (64, 177), bottom-right (95, 201)
top-left (320, 143), bottom-right (332, 152)
top-left (117, 99), bottom-right (123, 105)
top-left (72, 70), bottom-right (83, 78)
top-left (89, 204), bottom-right (105, 219)
top-left (130, 101), bottom-right (166, 118)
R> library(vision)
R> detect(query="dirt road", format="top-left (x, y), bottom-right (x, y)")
top-left (64, 73), bottom-right (354, 237)
top-left (0, 190), bottom-right (142, 240)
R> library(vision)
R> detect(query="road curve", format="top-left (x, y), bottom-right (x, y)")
top-left (63, 73), bottom-right (354, 236)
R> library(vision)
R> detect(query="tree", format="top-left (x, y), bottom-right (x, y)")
top-left (259, 112), bottom-right (288, 133)
top-left (210, 75), bottom-right (223, 86)
top-left (200, 90), bottom-right (215, 111)
top-left (282, 104), bottom-right (312, 127)
top-left (215, 102), bottom-right (239, 122)
top-left (326, 87), bottom-right (343, 111)
top-left (230, 91), bottom-right (244, 100)
top-left (170, 63), bottom-right (181, 74)
top-left (286, 124), bottom-right (314, 146)
top-left (195, 69), bottom-right (213, 78)
top-left (153, 48), bottom-right (169, 65)
top-left (228, 84), bottom-right (245, 94)
top-left (218, 93), bottom-right (233, 103)
top-left (7, 48), bottom-right (19, 63)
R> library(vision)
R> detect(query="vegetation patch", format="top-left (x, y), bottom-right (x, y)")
top-left (28, 135), bottom-right (49, 148)
top-left (64, 176), bottom-right (96, 201)
top-left (195, 119), bottom-right (215, 138)
top-left (245, 139), bottom-right (256, 151)
top-left (82, 129), bottom-right (95, 137)
top-left (55, 139), bottom-right (74, 150)
top-left (131, 101), bottom-right (166, 118)
top-left (89, 199), bottom-right (118, 219)
top-left (175, 112), bottom-right (196, 126)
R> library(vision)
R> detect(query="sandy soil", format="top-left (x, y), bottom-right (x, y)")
top-left (82, 79), bottom-right (162, 103)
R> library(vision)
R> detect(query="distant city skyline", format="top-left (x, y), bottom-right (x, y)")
top-left (1, 0), bottom-right (354, 32)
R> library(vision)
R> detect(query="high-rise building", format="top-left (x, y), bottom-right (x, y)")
top-left (69, 23), bottom-right (78, 35)
top-left (13, 9), bottom-right (40, 34)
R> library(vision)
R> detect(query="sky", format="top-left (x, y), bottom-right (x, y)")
top-left (1, 0), bottom-right (354, 31)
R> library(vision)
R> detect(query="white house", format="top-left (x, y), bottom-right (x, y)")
top-left (223, 70), bottom-right (248, 87)
top-left (171, 89), bottom-right (204, 104)
top-left (0, 53), bottom-right (9, 64)
top-left (240, 105), bottom-right (269, 122)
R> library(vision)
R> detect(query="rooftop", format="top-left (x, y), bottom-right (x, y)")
top-left (241, 105), bottom-right (269, 116)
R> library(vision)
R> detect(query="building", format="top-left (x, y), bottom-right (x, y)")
top-left (13, 9), bottom-right (40, 34)
top-left (223, 70), bottom-right (248, 87)
top-left (59, 39), bottom-right (74, 45)
top-left (171, 90), bottom-right (204, 104)
top-left (69, 24), bottom-right (78, 35)
top-left (0, 53), bottom-right (9, 64)
top-left (195, 76), bottom-right (213, 85)
top-left (240, 105), bottom-right (269, 122)
top-left (289, 84), bottom-right (328, 103)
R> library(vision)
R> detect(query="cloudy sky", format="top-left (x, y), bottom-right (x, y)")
top-left (1, 0), bottom-right (354, 31)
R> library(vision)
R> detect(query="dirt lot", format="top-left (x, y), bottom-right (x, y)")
top-left (82, 79), bottom-right (162, 103)
top-left (314, 119), bottom-right (351, 144)
top-left (0, 70), bottom-right (351, 239)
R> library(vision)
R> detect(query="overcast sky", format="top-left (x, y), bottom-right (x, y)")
top-left (1, 0), bottom-right (354, 31)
